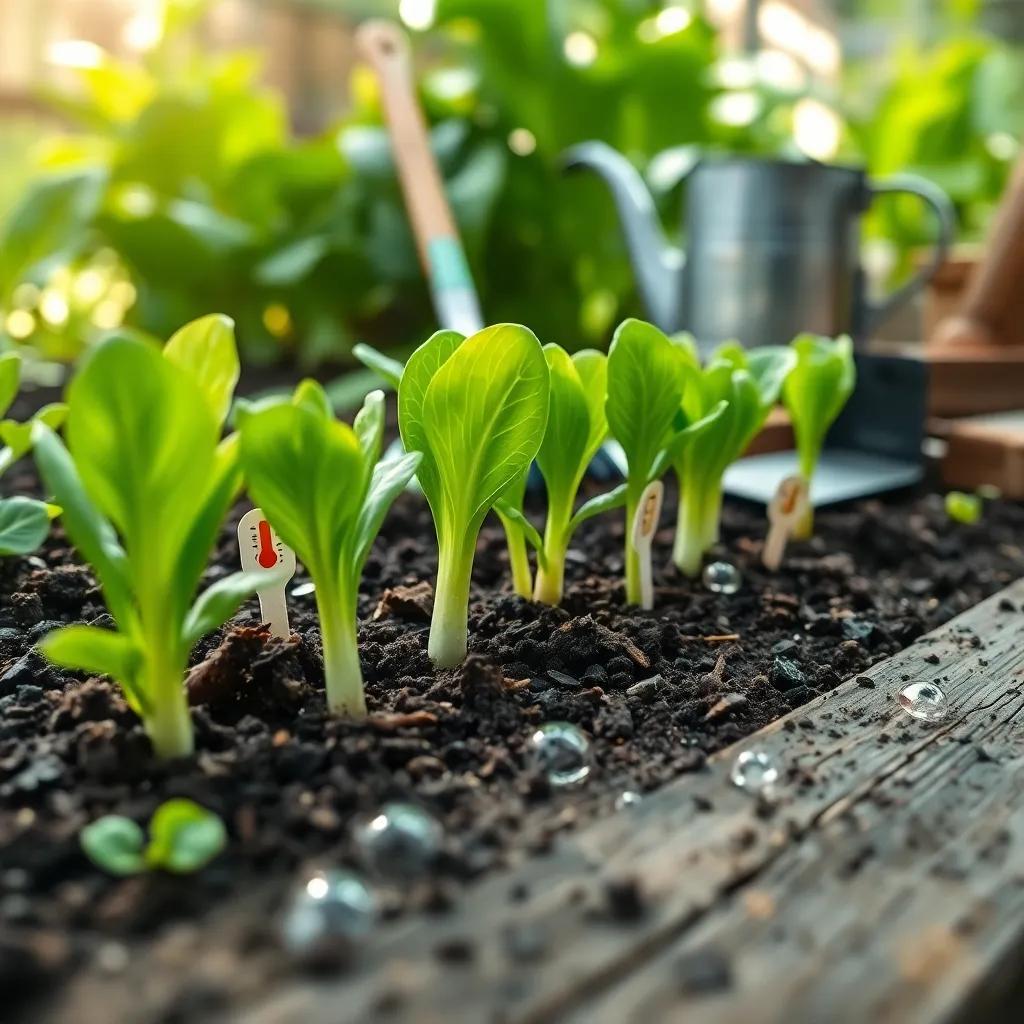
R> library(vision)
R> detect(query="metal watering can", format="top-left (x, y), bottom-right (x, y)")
top-left (564, 142), bottom-right (955, 349)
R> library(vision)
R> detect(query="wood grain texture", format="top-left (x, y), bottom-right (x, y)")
top-left (245, 579), bottom-right (1024, 1024)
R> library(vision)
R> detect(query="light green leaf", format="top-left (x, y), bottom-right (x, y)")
top-left (182, 569), bottom-right (284, 653)
top-left (782, 334), bottom-right (856, 480)
top-left (291, 378), bottom-right (333, 420)
top-left (80, 816), bottom-right (146, 877)
top-left (567, 483), bottom-right (628, 534)
top-left (352, 343), bottom-right (404, 391)
top-left (41, 625), bottom-right (144, 708)
top-left (351, 450), bottom-right (421, 573)
top-left (492, 498), bottom-right (546, 568)
top-left (353, 389), bottom-right (385, 465)
top-left (606, 319), bottom-right (687, 485)
top-left (144, 799), bottom-right (227, 874)
top-left (412, 324), bottom-right (550, 528)
top-left (164, 314), bottom-right (239, 427)
top-left (0, 496), bottom-right (52, 555)
top-left (238, 401), bottom-right (366, 578)
top-left (0, 353), bottom-right (21, 421)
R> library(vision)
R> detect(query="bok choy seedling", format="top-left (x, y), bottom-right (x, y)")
top-left (606, 319), bottom-right (726, 605)
top-left (496, 345), bottom-right (623, 605)
top-left (781, 333), bottom-right (856, 538)
top-left (238, 383), bottom-right (420, 715)
top-left (33, 316), bottom-right (268, 759)
top-left (670, 340), bottom-right (795, 576)
top-left (398, 324), bottom-right (549, 666)
top-left (354, 340), bottom-right (536, 599)
top-left (0, 352), bottom-right (66, 556)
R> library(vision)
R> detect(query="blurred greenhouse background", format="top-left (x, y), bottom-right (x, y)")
top-left (0, 0), bottom-right (1020, 373)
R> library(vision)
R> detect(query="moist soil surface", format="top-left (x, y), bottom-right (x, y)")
top-left (2, 458), bottom-right (1024, 1019)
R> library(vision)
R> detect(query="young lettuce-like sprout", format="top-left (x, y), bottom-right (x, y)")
top-left (354, 341), bottom-right (535, 599)
top-left (497, 345), bottom-right (623, 605)
top-left (670, 340), bottom-right (795, 576)
top-left (0, 352), bottom-right (67, 555)
top-left (398, 324), bottom-right (549, 667)
top-left (238, 384), bottom-right (421, 715)
top-left (33, 316), bottom-right (268, 759)
top-left (782, 333), bottom-right (856, 538)
top-left (606, 319), bottom-right (726, 605)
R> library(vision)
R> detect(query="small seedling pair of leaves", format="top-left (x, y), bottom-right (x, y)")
top-left (0, 352), bottom-right (67, 555)
top-left (35, 315), bottom-right (273, 759)
top-left (81, 799), bottom-right (226, 876)
top-left (782, 334), bottom-right (856, 538)
top-left (495, 345), bottom-right (624, 605)
top-left (669, 339), bottom-right (795, 576)
top-left (354, 339), bottom-right (538, 599)
top-left (237, 383), bottom-right (420, 714)
top-left (397, 324), bottom-right (549, 666)
top-left (605, 320), bottom-right (726, 604)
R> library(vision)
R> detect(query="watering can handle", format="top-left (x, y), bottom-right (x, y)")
top-left (864, 173), bottom-right (956, 334)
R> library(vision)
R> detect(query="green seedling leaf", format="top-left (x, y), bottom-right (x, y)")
top-left (532, 345), bottom-right (614, 605)
top-left (945, 490), bottom-right (982, 525)
top-left (164, 313), bottom-right (239, 427)
top-left (0, 497), bottom-right (54, 555)
top-left (239, 388), bottom-right (420, 714)
top-left (81, 815), bottom-right (146, 877)
top-left (399, 324), bottom-right (549, 666)
top-left (668, 342), bottom-right (795, 576)
top-left (567, 483), bottom-right (628, 534)
top-left (606, 319), bottom-right (691, 604)
top-left (145, 798), bottom-right (227, 874)
top-left (352, 343), bottom-right (404, 391)
top-left (33, 318), bottom-right (248, 759)
top-left (782, 334), bottom-right (856, 538)
top-left (0, 353), bottom-right (21, 421)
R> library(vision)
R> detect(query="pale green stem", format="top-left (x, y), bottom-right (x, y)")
top-left (140, 633), bottom-right (192, 759)
top-left (672, 475), bottom-right (723, 577)
top-left (318, 583), bottom-right (366, 716)
top-left (504, 522), bottom-right (533, 599)
top-left (429, 532), bottom-right (476, 668)
top-left (533, 494), bottom-right (572, 606)
top-left (624, 491), bottom-right (642, 606)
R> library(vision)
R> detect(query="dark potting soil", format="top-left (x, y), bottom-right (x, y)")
top-left (2, 457), bottom-right (1024, 1018)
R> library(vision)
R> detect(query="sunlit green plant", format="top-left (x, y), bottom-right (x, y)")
top-left (605, 319), bottom-right (725, 605)
top-left (497, 345), bottom-right (623, 605)
top-left (945, 490), bottom-right (982, 525)
top-left (81, 798), bottom-right (226, 876)
top-left (670, 339), bottom-right (795, 576)
top-left (0, 351), bottom-right (66, 555)
top-left (353, 339), bottom-right (537, 599)
top-left (782, 333), bottom-right (856, 539)
top-left (34, 315), bottom-right (270, 759)
top-left (238, 384), bottom-right (420, 715)
top-left (398, 324), bottom-right (549, 666)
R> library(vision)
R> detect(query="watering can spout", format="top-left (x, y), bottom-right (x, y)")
top-left (563, 141), bottom-right (684, 332)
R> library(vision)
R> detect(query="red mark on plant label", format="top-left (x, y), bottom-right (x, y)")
top-left (257, 520), bottom-right (278, 569)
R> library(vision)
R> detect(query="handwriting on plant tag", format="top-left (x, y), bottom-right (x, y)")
top-left (763, 475), bottom-right (809, 571)
top-left (237, 508), bottom-right (296, 638)
top-left (631, 480), bottom-right (664, 610)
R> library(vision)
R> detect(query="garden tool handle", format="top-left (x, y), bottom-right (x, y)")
top-left (864, 173), bottom-right (956, 335)
top-left (931, 152), bottom-right (1024, 348)
top-left (355, 19), bottom-right (483, 336)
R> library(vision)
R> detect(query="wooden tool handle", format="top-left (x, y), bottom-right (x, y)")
top-left (354, 19), bottom-right (458, 269)
top-left (932, 151), bottom-right (1024, 348)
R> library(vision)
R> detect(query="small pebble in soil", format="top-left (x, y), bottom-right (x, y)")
top-left (355, 803), bottom-right (444, 880)
top-left (897, 681), bottom-right (949, 723)
top-left (614, 790), bottom-right (643, 811)
top-left (730, 750), bottom-right (779, 793)
top-left (529, 722), bottom-right (591, 786)
top-left (281, 869), bottom-right (377, 965)
top-left (702, 561), bottom-right (742, 595)
top-left (290, 581), bottom-right (316, 598)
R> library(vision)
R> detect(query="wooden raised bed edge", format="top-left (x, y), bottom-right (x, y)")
top-left (242, 577), bottom-right (1024, 1024)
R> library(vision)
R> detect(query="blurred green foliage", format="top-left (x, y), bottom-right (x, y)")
top-left (0, 0), bottom-right (1020, 367)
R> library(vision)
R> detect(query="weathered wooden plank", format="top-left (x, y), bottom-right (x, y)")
top-left (243, 578), bottom-right (1024, 1024)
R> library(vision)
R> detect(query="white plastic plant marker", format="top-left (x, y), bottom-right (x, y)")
top-left (762, 475), bottom-right (809, 571)
top-left (237, 508), bottom-right (296, 638)
top-left (631, 480), bottom-right (664, 610)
